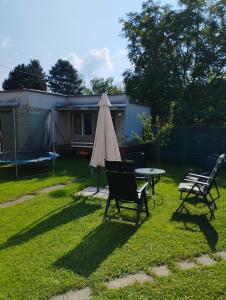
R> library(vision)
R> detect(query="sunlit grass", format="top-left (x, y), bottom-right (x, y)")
top-left (0, 158), bottom-right (225, 299)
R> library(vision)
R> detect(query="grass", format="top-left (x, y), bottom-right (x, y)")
top-left (0, 158), bottom-right (92, 203)
top-left (0, 158), bottom-right (225, 299)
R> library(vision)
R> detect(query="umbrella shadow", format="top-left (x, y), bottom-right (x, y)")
top-left (54, 221), bottom-right (134, 277)
top-left (0, 200), bottom-right (101, 251)
top-left (171, 212), bottom-right (218, 251)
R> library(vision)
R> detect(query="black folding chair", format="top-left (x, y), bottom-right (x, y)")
top-left (104, 161), bottom-right (149, 228)
top-left (126, 152), bottom-right (146, 169)
top-left (126, 152), bottom-right (147, 182)
top-left (184, 154), bottom-right (221, 201)
top-left (175, 153), bottom-right (225, 218)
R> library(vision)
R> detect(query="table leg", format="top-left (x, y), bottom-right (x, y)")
top-left (151, 177), bottom-right (155, 196)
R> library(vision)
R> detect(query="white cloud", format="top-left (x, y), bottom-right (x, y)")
top-left (65, 47), bottom-right (128, 83)
top-left (1, 36), bottom-right (12, 48)
top-left (67, 52), bottom-right (84, 71)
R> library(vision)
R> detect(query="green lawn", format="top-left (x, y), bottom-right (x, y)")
top-left (0, 159), bottom-right (92, 203)
top-left (0, 158), bottom-right (226, 299)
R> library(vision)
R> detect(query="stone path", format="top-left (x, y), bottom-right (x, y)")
top-left (176, 261), bottom-right (196, 270)
top-left (0, 178), bottom-right (85, 208)
top-left (150, 265), bottom-right (171, 277)
top-left (38, 184), bottom-right (65, 194)
top-left (77, 186), bottom-right (109, 199)
top-left (0, 194), bottom-right (34, 208)
top-left (50, 250), bottom-right (226, 299)
top-left (50, 287), bottom-right (91, 300)
top-left (196, 254), bottom-right (215, 266)
top-left (106, 272), bottom-right (153, 289)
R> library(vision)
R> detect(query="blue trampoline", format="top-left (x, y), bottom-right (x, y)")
top-left (0, 102), bottom-right (59, 177)
top-left (0, 151), bottom-right (59, 165)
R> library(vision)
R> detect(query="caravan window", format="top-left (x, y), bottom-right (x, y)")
top-left (73, 113), bottom-right (82, 135)
top-left (83, 113), bottom-right (92, 135)
top-left (73, 113), bottom-right (93, 136)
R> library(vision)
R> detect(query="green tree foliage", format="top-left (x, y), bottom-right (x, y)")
top-left (121, 0), bottom-right (226, 126)
top-left (48, 59), bottom-right (83, 95)
top-left (2, 59), bottom-right (47, 91)
top-left (134, 102), bottom-right (175, 162)
top-left (87, 77), bottom-right (124, 95)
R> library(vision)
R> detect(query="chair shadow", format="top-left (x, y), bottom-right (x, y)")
top-left (54, 221), bottom-right (135, 277)
top-left (171, 212), bottom-right (218, 251)
top-left (0, 199), bottom-right (101, 251)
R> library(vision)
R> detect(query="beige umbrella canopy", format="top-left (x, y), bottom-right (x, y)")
top-left (90, 93), bottom-right (121, 168)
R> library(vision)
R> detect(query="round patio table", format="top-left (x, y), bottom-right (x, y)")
top-left (135, 168), bottom-right (166, 196)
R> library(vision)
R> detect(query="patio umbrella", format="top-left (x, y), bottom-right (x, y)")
top-left (90, 93), bottom-right (121, 192)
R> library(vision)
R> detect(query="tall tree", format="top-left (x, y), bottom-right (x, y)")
top-left (2, 59), bottom-right (47, 91)
top-left (121, 0), bottom-right (226, 126)
top-left (88, 77), bottom-right (124, 95)
top-left (48, 59), bottom-right (83, 95)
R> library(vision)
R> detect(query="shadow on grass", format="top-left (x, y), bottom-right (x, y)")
top-left (171, 212), bottom-right (218, 251)
top-left (54, 221), bottom-right (135, 277)
top-left (49, 189), bottom-right (68, 198)
top-left (0, 199), bottom-right (101, 251)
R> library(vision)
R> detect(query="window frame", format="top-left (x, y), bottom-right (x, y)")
top-left (72, 112), bottom-right (93, 137)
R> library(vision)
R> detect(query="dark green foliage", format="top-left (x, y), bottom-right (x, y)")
top-left (87, 77), bottom-right (124, 95)
top-left (121, 0), bottom-right (226, 126)
top-left (48, 59), bottom-right (83, 95)
top-left (135, 102), bottom-right (175, 162)
top-left (2, 59), bottom-right (47, 91)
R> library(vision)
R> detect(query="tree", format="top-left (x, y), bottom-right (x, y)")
top-left (134, 102), bottom-right (175, 162)
top-left (2, 59), bottom-right (47, 91)
top-left (88, 77), bottom-right (124, 95)
top-left (48, 59), bottom-right (83, 95)
top-left (121, 0), bottom-right (226, 126)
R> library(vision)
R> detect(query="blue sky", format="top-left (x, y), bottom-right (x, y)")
top-left (0, 0), bottom-right (177, 89)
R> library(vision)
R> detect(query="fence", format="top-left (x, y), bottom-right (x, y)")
top-left (146, 127), bottom-right (226, 165)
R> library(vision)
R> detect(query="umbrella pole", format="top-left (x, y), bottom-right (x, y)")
top-left (96, 166), bottom-right (100, 193)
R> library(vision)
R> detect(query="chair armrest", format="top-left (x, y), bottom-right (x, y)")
top-left (137, 182), bottom-right (149, 193)
top-left (188, 173), bottom-right (210, 179)
top-left (184, 178), bottom-right (209, 186)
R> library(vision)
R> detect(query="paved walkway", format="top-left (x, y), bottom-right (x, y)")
top-left (77, 186), bottom-right (109, 199)
top-left (50, 250), bottom-right (226, 299)
top-left (0, 178), bottom-right (85, 208)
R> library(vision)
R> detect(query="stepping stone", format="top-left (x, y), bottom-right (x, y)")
top-left (38, 184), bottom-right (65, 194)
top-left (106, 272), bottom-right (153, 289)
top-left (150, 265), bottom-right (171, 277)
top-left (50, 287), bottom-right (91, 300)
top-left (96, 188), bottom-right (109, 199)
top-left (0, 194), bottom-right (34, 208)
top-left (196, 254), bottom-right (215, 266)
top-left (77, 186), bottom-right (97, 197)
top-left (215, 251), bottom-right (226, 260)
top-left (78, 186), bottom-right (109, 199)
top-left (176, 261), bottom-right (196, 270)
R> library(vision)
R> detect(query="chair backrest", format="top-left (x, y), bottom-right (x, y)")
top-left (206, 153), bottom-right (225, 190)
top-left (205, 154), bottom-right (219, 174)
top-left (105, 160), bottom-right (138, 202)
top-left (126, 152), bottom-right (146, 169)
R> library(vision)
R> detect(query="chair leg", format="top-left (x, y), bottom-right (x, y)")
top-left (115, 198), bottom-right (120, 212)
top-left (176, 191), bottom-right (190, 213)
top-left (203, 195), bottom-right (215, 219)
top-left (143, 190), bottom-right (149, 217)
top-left (209, 192), bottom-right (217, 210)
top-left (135, 199), bottom-right (143, 229)
top-left (214, 180), bottom-right (220, 199)
top-left (103, 197), bottom-right (111, 223)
